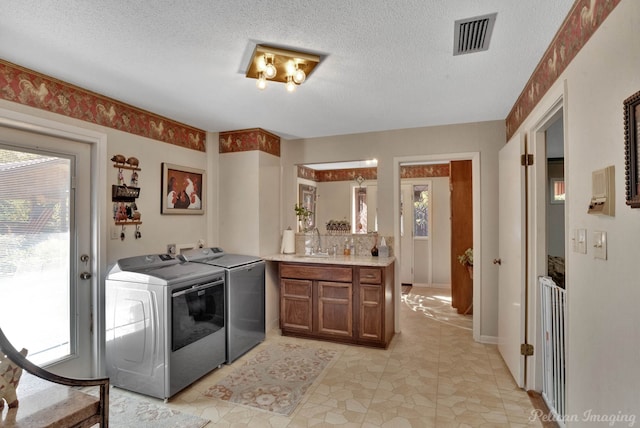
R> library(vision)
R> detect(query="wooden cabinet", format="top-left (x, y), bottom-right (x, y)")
top-left (279, 261), bottom-right (394, 348)
top-left (280, 278), bottom-right (312, 331)
top-left (359, 268), bottom-right (383, 341)
top-left (317, 281), bottom-right (353, 337)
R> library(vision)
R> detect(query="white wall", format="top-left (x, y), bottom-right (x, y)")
top-left (258, 151), bottom-right (282, 332)
top-left (316, 181), bottom-right (351, 229)
top-left (281, 120), bottom-right (504, 338)
top-left (514, 0), bottom-right (640, 421)
top-left (431, 176), bottom-right (452, 285)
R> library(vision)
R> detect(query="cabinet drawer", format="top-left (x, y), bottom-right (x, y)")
top-left (281, 278), bottom-right (312, 297)
top-left (281, 264), bottom-right (352, 282)
top-left (359, 268), bottom-right (382, 284)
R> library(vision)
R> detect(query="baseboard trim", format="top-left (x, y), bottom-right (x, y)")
top-left (527, 390), bottom-right (561, 428)
top-left (411, 283), bottom-right (450, 289)
top-left (479, 335), bottom-right (498, 344)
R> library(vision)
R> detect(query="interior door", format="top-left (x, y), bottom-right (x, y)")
top-left (0, 126), bottom-right (93, 377)
top-left (498, 134), bottom-right (526, 387)
top-left (450, 161), bottom-right (472, 313)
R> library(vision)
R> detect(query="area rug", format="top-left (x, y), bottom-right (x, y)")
top-left (204, 343), bottom-right (337, 416)
top-left (85, 387), bottom-right (209, 428)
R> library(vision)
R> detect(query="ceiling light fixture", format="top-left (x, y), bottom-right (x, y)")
top-left (246, 44), bottom-right (320, 92)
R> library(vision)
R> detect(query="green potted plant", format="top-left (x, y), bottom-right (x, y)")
top-left (294, 203), bottom-right (313, 231)
top-left (457, 247), bottom-right (473, 278)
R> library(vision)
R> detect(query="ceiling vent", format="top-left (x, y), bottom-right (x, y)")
top-left (453, 13), bottom-right (497, 56)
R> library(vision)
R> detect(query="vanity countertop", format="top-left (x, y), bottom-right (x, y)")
top-left (263, 253), bottom-right (395, 267)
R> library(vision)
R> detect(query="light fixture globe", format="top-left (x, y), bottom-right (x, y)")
top-left (263, 56), bottom-right (277, 79)
top-left (256, 72), bottom-right (267, 90)
top-left (293, 67), bottom-right (306, 84)
top-left (285, 75), bottom-right (296, 92)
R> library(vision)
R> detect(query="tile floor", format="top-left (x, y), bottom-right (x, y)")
top-left (162, 286), bottom-right (541, 427)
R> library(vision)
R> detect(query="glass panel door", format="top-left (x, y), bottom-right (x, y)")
top-left (0, 126), bottom-right (93, 376)
top-left (0, 148), bottom-right (72, 365)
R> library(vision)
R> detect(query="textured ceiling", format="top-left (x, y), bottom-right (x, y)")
top-left (0, 1), bottom-right (574, 140)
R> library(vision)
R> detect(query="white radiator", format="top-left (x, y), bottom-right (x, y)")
top-left (540, 276), bottom-right (566, 425)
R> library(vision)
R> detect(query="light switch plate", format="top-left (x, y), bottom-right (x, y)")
top-left (593, 231), bottom-right (607, 260)
top-left (574, 228), bottom-right (587, 254)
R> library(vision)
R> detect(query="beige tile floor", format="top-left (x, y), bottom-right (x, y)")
top-left (162, 286), bottom-right (542, 427)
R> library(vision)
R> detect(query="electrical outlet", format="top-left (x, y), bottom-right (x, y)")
top-left (167, 244), bottom-right (176, 255)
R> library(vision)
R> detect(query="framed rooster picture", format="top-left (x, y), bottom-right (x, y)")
top-left (161, 163), bottom-right (205, 214)
top-left (624, 90), bottom-right (640, 208)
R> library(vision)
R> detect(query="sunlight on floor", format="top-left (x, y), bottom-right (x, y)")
top-left (402, 287), bottom-right (472, 331)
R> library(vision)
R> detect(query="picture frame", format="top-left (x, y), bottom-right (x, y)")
top-left (624, 90), bottom-right (640, 208)
top-left (161, 163), bottom-right (205, 214)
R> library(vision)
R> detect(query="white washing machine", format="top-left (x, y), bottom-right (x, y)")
top-left (105, 253), bottom-right (226, 400)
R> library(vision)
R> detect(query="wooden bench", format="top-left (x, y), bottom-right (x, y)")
top-left (0, 328), bottom-right (109, 427)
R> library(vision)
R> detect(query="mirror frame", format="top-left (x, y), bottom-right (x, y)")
top-left (624, 90), bottom-right (640, 208)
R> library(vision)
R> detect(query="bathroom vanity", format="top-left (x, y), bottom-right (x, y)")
top-left (265, 254), bottom-right (395, 348)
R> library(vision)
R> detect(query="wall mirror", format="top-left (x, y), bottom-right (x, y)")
top-left (624, 90), bottom-right (640, 208)
top-left (296, 160), bottom-right (378, 233)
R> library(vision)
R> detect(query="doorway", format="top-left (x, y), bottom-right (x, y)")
top-left (399, 180), bottom-right (432, 286)
top-left (531, 105), bottom-right (566, 417)
top-left (496, 99), bottom-right (567, 402)
top-left (393, 153), bottom-right (480, 340)
top-left (0, 108), bottom-right (107, 377)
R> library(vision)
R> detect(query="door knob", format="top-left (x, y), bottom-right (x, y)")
top-left (493, 258), bottom-right (502, 265)
top-left (80, 272), bottom-right (92, 280)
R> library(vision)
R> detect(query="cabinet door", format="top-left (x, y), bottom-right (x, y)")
top-left (359, 284), bottom-right (383, 341)
top-left (317, 281), bottom-right (353, 337)
top-left (281, 279), bottom-right (313, 332)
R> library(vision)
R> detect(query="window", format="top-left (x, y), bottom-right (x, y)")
top-left (413, 184), bottom-right (429, 237)
top-left (0, 147), bottom-right (72, 365)
top-left (550, 178), bottom-right (565, 203)
top-left (353, 187), bottom-right (367, 233)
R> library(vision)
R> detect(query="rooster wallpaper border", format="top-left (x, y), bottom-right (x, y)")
top-left (0, 59), bottom-right (206, 152)
top-left (505, 0), bottom-right (621, 140)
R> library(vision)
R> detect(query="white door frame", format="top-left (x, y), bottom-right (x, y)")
top-left (0, 107), bottom-right (107, 376)
top-left (393, 152), bottom-right (481, 341)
